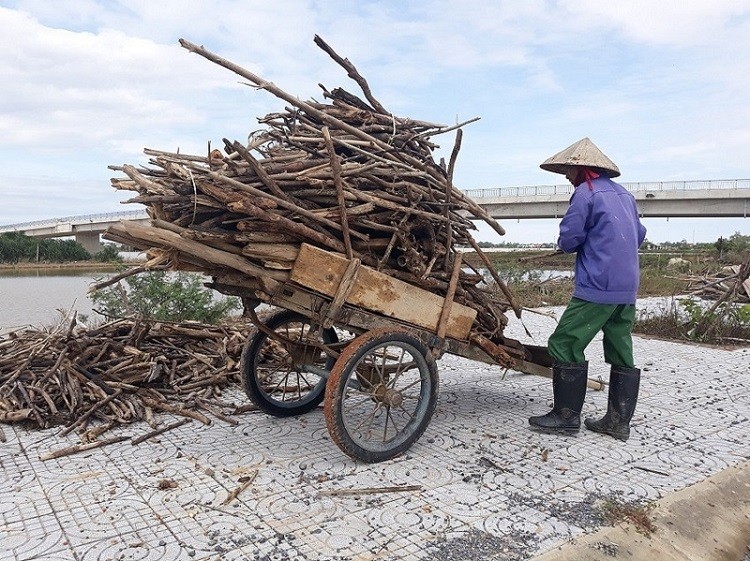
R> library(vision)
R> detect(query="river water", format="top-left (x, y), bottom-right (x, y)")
top-left (0, 269), bottom-right (104, 332)
top-left (0, 266), bottom-right (574, 334)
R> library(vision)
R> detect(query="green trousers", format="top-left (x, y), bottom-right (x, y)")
top-left (547, 298), bottom-right (636, 368)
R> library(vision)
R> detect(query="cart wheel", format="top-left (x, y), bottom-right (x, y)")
top-left (241, 310), bottom-right (337, 417)
top-left (324, 328), bottom-right (438, 463)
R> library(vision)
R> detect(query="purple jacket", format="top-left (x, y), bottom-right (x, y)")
top-left (557, 176), bottom-right (647, 305)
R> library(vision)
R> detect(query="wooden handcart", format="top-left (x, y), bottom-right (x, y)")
top-left (212, 243), bottom-right (557, 463)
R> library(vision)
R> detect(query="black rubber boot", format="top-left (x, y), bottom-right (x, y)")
top-left (584, 365), bottom-right (641, 441)
top-left (529, 362), bottom-right (588, 433)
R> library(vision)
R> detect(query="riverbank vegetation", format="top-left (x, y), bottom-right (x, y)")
top-left (477, 233), bottom-right (750, 347)
top-left (0, 232), bottom-right (122, 264)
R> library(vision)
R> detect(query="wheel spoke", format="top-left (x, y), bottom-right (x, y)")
top-left (371, 352), bottom-right (386, 386)
top-left (386, 407), bottom-right (400, 437)
top-left (397, 404), bottom-right (416, 421)
top-left (387, 347), bottom-right (408, 388)
top-left (296, 370), bottom-right (316, 391)
top-left (281, 371), bottom-right (293, 401)
top-left (257, 361), bottom-right (285, 383)
top-left (392, 377), bottom-right (421, 395)
top-left (354, 402), bottom-right (382, 432)
top-left (383, 405), bottom-right (390, 441)
top-left (354, 403), bottom-right (380, 433)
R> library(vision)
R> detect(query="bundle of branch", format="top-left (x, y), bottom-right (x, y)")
top-left (0, 316), bottom-right (252, 440)
top-left (105, 36), bottom-right (518, 343)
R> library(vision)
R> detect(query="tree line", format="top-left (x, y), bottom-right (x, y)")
top-left (0, 233), bottom-right (121, 263)
top-left (478, 232), bottom-right (749, 259)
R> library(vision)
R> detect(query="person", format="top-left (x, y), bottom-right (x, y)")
top-left (528, 137), bottom-right (647, 441)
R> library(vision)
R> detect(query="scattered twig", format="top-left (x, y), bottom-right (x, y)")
top-left (222, 469), bottom-right (259, 505)
top-left (131, 418), bottom-right (192, 445)
top-left (631, 465), bottom-right (670, 477)
top-left (40, 435), bottom-right (130, 461)
top-left (318, 484), bottom-right (422, 497)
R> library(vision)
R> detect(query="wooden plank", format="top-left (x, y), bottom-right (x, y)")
top-left (290, 244), bottom-right (477, 340)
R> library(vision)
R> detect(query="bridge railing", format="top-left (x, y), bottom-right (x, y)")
top-left (0, 209), bottom-right (149, 232)
top-left (463, 178), bottom-right (750, 199)
top-left (3, 179), bottom-right (749, 231)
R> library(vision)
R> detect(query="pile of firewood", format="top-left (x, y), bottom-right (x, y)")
top-left (680, 259), bottom-right (750, 343)
top-left (104, 36), bottom-right (518, 343)
top-left (0, 315), bottom-right (252, 445)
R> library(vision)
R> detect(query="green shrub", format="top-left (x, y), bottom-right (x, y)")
top-left (93, 244), bottom-right (123, 263)
top-left (634, 297), bottom-right (750, 345)
top-left (91, 271), bottom-right (241, 323)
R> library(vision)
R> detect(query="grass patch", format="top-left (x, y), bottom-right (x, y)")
top-left (508, 276), bottom-right (572, 308)
top-left (473, 249), bottom-right (750, 347)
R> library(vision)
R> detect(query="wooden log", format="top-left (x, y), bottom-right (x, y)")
top-left (222, 469), bottom-right (258, 505)
top-left (113, 221), bottom-right (289, 282)
top-left (466, 236), bottom-right (520, 318)
top-left (216, 174), bottom-right (367, 242)
top-left (0, 409), bottom-right (33, 422)
top-left (229, 139), bottom-right (293, 202)
top-left (140, 396), bottom-right (212, 425)
top-left (443, 130), bottom-right (461, 271)
top-left (318, 484), bottom-right (422, 497)
top-left (322, 257), bottom-right (361, 329)
top-left (240, 243), bottom-right (300, 262)
top-left (59, 389), bottom-right (123, 437)
top-left (313, 35), bottom-right (388, 115)
top-left (225, 198), bottom-right (348, 254)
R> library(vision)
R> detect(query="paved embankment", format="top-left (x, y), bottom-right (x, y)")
top-left (1, 300), bottom-right (748, 560)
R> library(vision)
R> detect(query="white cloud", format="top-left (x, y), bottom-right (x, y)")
top-left (1, 1), bottom-right (749, 240)
top-left (0, 9), bottom-right (241, 152)
top-left (562, 0), bottom-right (750, 46)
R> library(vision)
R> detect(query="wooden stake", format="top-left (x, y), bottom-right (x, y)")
top-left (322, 126), bottom-right (353, 259)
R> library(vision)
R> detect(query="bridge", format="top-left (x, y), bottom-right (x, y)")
top-left (0, 210), bottom-right (149, 253)
top-left (0, 179), bottom-right (747, 252)
top-left (465, 178), bottom-right (750, 220)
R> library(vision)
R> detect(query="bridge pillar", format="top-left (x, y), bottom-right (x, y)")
top-left (75, 232), bottom-right (101, 254)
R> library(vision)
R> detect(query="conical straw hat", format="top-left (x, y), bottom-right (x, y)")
top-left (540, 137), bottom-right (620, 178)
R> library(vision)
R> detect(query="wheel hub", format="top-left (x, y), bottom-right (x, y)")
top-left (373, 384), bottom-right (403, 407)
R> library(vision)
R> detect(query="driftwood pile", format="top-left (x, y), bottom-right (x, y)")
top-left (0, 315), bottom-right (253, 449)
top-left (684, 261), bottom-right (750, 304)
top-left (104, 36), bottom-right (518, 345)
top-left (681, 259), bottom-right (750, 343)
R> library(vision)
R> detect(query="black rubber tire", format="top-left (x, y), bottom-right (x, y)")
top-left (240, 310), bottom-right (337, 417)
top-left (324, 328), bottom-right (439, 463)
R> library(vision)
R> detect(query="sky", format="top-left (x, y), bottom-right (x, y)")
top-left (1, 0), bottom-right (749, 244)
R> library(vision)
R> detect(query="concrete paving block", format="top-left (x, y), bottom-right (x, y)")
top-left (2, 298), bottom-right (749, 560)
